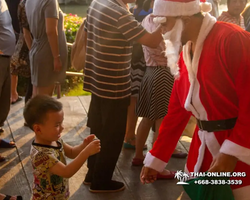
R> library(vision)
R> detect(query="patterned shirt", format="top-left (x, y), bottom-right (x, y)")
top-left (84, 0), bottom-right (146, 99)
top-left (217, 11), bottom-right (245, 29)
top-left (141, 14), bottom-right (168, 67)
top-left (30, 139), bottom-right (69, 200)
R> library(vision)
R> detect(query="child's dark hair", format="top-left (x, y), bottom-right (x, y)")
top-left (23, 95), bottom-right (63, 130)
top-left (143, 0), bottom-right (151, 12)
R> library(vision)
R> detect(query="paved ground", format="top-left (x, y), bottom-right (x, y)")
top-left (0, 96), bottom-right (195, 200)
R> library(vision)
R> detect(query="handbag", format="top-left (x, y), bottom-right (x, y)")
top-left (71, 19), bottom-right (87, 71)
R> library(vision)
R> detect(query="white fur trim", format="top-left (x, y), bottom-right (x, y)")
top-left (144, 152), bottom-right (167, 172)
top-left (205, 132), bottom-right (221, 158)
top-left (153, 0), bottom-right (201, 16)
top-left (183, 13), bottom-right (216, 119)
top-left (233, 186), bottom-right (250, 200)
top-left (194, 130), bottom-right (206, 172)
top-left (153, 17), bottom-right (167, 24)
top-left (200, 2), bottom-right (212, 13)
top-left (220, 140), bottom-right (250, 165)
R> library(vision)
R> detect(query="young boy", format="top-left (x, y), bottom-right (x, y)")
top-left (23, 95), bottom-right (101, 199)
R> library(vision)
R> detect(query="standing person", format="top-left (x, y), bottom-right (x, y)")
top-left (10, 0), bottom-right (32, 105)
top-left (0, 0), bottom-right (15, 132)
top-left (132, 10), bottom-right (176, 181)
top-left (242, 4), bottom-right (250, 31)
top-left (217, 0), bottom-right (247, 29)
top-left (83, 0), bottom-right (170, 193)
top-left (23, 95), bottom-right (101, 199)
top-left (5, 0), bottom-right (20, 40)
top-left (207, 0), bottom-right (219, 18)
top-left (124, 0), bottom-right (152, 149)
top-left (140, 0), bottom-right (250, 199)
top-left (25, 0), bottom-right (67, 97)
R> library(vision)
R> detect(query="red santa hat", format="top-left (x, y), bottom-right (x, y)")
top-left (153, 0), bottom-right (212, 17)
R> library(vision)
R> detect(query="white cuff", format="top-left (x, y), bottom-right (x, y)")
top-left (220, 139), bottom-right (250, 165)
top-left (143, 152), bottom-right (167, 172)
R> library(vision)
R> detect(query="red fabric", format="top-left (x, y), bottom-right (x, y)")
top-left (150, 22), bottom-right (250, 189)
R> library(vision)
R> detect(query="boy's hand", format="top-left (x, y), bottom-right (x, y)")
top-left (82, 134), bottom-right (96, 148)
top-left (85, 140), bottom-right (101, 156)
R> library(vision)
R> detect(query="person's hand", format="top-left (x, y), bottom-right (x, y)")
top-left (140, 166), bottom-right (158, 184)
top-left (82, 134), bottom-right (96, 148)
top-left (54, 57), bottom-right (62, 72)
top-left (85, 139), bottom-right (101, 156)
top-left (208, 153), bottom-right (238, 173)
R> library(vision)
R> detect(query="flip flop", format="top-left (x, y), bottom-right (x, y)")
top-left (11, 96), bottom-right (22, 104)
top-left (3, 195), bottom-right (23, 200)
top-left (0, 139), bottom-right (16, 148)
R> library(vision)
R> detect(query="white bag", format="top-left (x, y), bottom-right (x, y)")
top-left (71, 19), bottom-right (87, 71)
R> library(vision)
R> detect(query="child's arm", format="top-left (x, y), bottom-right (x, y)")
top-left (63, 134), bottom-right (96, 159)
top-left (49, 139), bottom-right (100, 178)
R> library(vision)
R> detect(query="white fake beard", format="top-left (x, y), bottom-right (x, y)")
top-left (163, 19), bottom-right (184, 78)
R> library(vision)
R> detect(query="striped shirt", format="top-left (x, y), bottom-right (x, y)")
top-left (217, 11), bottom-right (245, 29)
top-left (141, 14), bottom-right (168, 67)
top-left (84, 0), bottom-right (146, 99)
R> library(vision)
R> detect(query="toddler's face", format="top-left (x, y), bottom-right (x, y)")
top-left (39, 110), bottom-right (64, 143)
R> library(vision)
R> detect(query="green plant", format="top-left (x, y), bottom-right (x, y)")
top-left (64, 13), bottom-right (84, 43)
top-left (62, 14), bottom-right (86, 96)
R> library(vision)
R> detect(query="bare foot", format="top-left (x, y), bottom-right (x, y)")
top-left (173, 149), bottom-right (182, 154)
top-left (124, 137), bottom-right (136, 146)
top-left (11, 92), bottom-right (19, 103)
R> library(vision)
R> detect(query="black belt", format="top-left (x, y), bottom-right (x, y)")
top-left (196, 117), bottom-right (237, 132)
top-left (0, 54), bottom-right (10, 58)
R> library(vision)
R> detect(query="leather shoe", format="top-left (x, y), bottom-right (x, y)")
top-left (89, 180), bottom-right (125, 193)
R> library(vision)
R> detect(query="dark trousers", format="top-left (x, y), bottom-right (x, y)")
top-left (0, 57), bottom-right (11, 126)
top-left (87, 94), bottom-right (129, 185)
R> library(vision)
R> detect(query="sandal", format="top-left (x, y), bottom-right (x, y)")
top-left (3, 195), bottom-right (23, 200)
top-left (157, 171), bottom-right (176, 180)
top-left (0, 139), bottom-right (16, 148)
top-left (123, 137), bottom-right (147, 150)
top-left (11, 96), bottom-right (22, 105)
top-left (132, 157), bottom-right (145, 166)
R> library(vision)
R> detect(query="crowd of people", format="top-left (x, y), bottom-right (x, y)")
top-left (1, 0), bottom-right (250, 198)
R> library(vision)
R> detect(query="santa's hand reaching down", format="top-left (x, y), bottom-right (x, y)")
top-left (140, 166), bottom-right (158, 184)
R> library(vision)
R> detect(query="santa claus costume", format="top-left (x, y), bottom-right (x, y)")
top-left (143, 0), bottom-right (250, 199)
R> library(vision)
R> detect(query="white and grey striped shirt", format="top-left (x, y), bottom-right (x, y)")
top-left (84, 0), bottom-right (146, 99)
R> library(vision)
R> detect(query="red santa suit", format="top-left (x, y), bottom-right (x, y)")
top-left (144, 13), bottom-right (250, 200)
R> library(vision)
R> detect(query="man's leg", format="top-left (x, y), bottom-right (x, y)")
top-left (90, 97), bottom-right (129, 192)
top-left (0, 57), bottom-right (11, 130)
top-left (84, 94), bottom-right (102, 183)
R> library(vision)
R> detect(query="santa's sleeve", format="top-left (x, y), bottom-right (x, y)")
top-left (219, 31), bottom-right (250, 165)
top-left (144, 75), bottom-right (192, 172)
